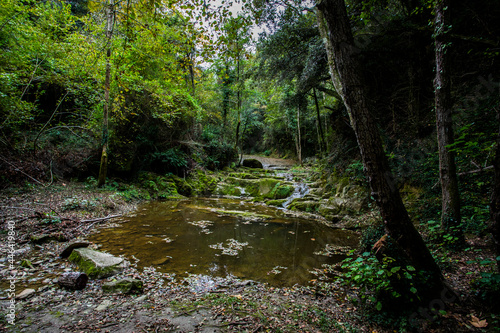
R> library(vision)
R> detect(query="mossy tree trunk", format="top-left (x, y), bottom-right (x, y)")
top-left (316, 0), bottom-right (448, 299)
top-left (98, 0), bottom-right (115, 188)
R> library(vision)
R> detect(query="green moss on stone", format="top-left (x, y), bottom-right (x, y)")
top-left (69, 248), bottom-right (127, 279)
top-left (102, 278), bottom-right (143, 294)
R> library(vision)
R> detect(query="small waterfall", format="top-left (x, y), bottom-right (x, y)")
top-left (282, 174), bottom-right (309, 209)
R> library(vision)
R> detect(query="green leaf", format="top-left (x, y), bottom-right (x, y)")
top-left (390, 266), bottom-right (401, 273)
top-left (376, 302), bottom-right (382, 311)
top-left (410, 287), bottom-right (418, 294)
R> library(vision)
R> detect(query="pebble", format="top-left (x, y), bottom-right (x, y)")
top-left (16, 289), bottom-right (36, 300)
top-left (96, 299), bottom-right (113, 311)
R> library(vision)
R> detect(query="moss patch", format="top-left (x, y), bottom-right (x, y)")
top-left (266, 183), bottom-right (295, 199)
top-left (102, 278), bottom-right (143, 294)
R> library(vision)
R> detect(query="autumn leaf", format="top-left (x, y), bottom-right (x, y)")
top-left (470, 315), bottom-right (488, 328)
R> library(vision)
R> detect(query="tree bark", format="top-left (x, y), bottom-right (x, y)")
top-left (492, 110), bottom-right (500, 271)
top-left (234, 54), bottom-right (242, 154)
top-left (313, 88), bottom-right (326, 154)
top-left (98, 0), bottom-right (115, 188)
top-left (315, 7), bottom-right (345, 105)
top-left (296, 105), bottom-right (302, 165)
top-left (434, 0), bottom-right (463, 243)
top-left (317, 0), bottom-right (446, 297)
top-left (58, 272), bottom-right (88, 290)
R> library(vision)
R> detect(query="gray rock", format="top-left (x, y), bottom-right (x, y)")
top-left (59, 241), bottom-right (90, 258)
top-left (96, 299), bottom-right (113, 311)
top-left (68, 248), bottom-right (128, 279)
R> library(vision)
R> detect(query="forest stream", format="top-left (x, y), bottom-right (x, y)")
top-left (88, 156), bottom-right (357, 287)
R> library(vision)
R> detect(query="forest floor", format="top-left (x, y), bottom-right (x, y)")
top-left (0, 173), bottom-right (498, 332)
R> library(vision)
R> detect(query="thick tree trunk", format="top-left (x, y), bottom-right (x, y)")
top-left (315, 7), bottom-right (345, 105)
top-left (434, 0), bottom-right (463, 243)
top-left (492, 111), bottom-right (500, 271)
top-left (317, 0), bottom-right (446, 297)
top-left (98, 0), bottom-right (114, 188)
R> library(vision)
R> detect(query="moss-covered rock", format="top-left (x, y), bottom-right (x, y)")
top-left (188, 170), bottom-right (218, 196)
top-left (68, 248), bottom-right (129, 279)
top-left (266, 199), bottom-right (287, 207)
top-left (215, 183), bottom-right (244, 196)
top-left (102, 278), bottom-right (143, 294)
top-left (288, 200), bottom-right (320, 212)
top-left (267, 183), bottom-right (295, 199)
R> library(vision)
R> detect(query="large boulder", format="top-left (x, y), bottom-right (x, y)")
top-left (242, 158), bottom-right (263, 169)
top-left (68, 248), bottom-right (129, 279)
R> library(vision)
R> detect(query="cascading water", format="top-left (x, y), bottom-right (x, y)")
top-left (282, 173), bottom-right (310, 209)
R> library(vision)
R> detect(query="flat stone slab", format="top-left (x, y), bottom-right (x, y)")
top-left (69, 248), bottom-right (128, 279)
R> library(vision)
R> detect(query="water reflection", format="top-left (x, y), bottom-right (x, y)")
top-left (89, 198), bottom-right (358, 286)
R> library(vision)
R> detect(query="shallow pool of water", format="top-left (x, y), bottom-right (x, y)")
top-left (89, 198), bottom-right (358, 286)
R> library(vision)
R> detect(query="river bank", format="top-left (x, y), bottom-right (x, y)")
top-left (0, 161), bottom-right (496, 332)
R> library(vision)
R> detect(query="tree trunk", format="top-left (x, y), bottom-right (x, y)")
top-left (234, 55), bottom-right (241, 153)
top-left (434, 0), bottom-right (463, 244)
top-left (313, 88), bottom-right (326, 154)
top-left (296, 105), bottom-right (302, 165)
top-left (317, 0), bottom-right (446, 297)
top-left (315, 7), bottom-right (345, 105)
top-left (98, 0), bottom-right (115, 188)
top-left (58, 272), bottom-right (88, 290)
top-left (492, 110), bottom-right (500, 271)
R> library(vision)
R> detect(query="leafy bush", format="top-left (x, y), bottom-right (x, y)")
top-left (473, 269), bottom-right (500, 311)
top-left (203, 140), bottom-right (236, 171)
top-left (150, 148), bottom-right (188, 176)
top-left (340, 252), bottom-right (420, 311)
top-left (359, 223), bottom-right (386, 253)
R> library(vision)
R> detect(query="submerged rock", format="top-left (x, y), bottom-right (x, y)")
top-left (102, 278), bottom-right (143, 294)
top-left (68, 248), bottom-right (128, 279)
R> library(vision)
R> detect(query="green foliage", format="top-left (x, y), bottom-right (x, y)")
top-left (359, 223), bottom-right (386, 252)
top-left (338, 251), bottom-right (423, 314)
top-left (138, 172), bottom-right (185, 199)
top-left (424, 220), bottom-right (465, 250)
top-left (473, 269), bottom-right (500, 311)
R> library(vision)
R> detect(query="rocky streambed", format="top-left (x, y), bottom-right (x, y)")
top-left (0, 158), bottom-right (382, 332)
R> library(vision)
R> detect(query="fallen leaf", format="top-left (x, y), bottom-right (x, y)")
top-left (470, 315), bottom-right (488, 328)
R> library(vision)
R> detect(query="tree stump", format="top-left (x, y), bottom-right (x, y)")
top-left (57, 272), bottom-right (88, 290)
